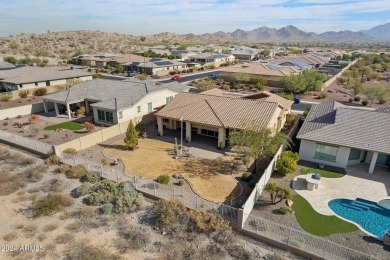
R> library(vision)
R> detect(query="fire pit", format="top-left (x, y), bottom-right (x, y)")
top-left (306, 173), bottom-right (321, 191)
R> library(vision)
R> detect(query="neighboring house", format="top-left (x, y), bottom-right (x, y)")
top-left (0, 61), bottom-right (17, 71)
top-left (231, 46), bottom-right (261, 60)
top-left (41, 79), bottom-right (191, 125)
top-left (155, 92), bottom-right (291, 149)
top-left (72, 53), bottom-right (118, 67)
top-left (0, 66), bottom-right (93, 98)
top-left (271, 53), bottom-right (328, 68)
top-left (169, 50), bottom-right (197, 61)
top-left (189, 53), bottom-right (235, 67)
top-left (218, 63), bottom-right (300, 87)
top-left (297, 101), bottom-right (390, 174)
top-left (124, 58), bottom-right (187, 76)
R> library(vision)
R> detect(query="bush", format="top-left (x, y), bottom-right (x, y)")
top-left (32, 193), bottom-right (73, 217)
top-left (84, 121), bottom-right (95, 132)
top-left (63, 148), bottom-right (78, 155)
top-left (354, 96), bottom-right (361, 102)
top-left (75, 182), bottom-right (92, 197)
top-left (18, 90), bottom-right (30, 98)
top-left (178, 179), bottom-right (185, 186)
top-left (348, 98), bottom-right (353, 103)
top-left (248, 179), bottom-right (257, 188)
top-left (362, 100), bottom-right (369, 106)
top-left (33, 88), bottom-right (48, 96)
top-left (92, 73), bottom-right (102, 79)
top-left (276, 151), bottom-right (299, 175)
top-left (156, 174), bottom-right (170, 185)
top-left (277, 92), bottom-right (294, 100)
top-left (0, 94), bottom-right (12, 102)
top-left (66, 165), bottom-right (87, 179)
top-left (101, 202), bottom-right (113, 214)
top-left (317, 92), bottom-right (327, 99)
top-left (279, 206), bottom-right (289, 215)
top-left (303, 107), bottom-right (311, 118)
top-left (45, 155), bottom-right (61, 165)
top-left (82, 171), bottom-right (101, 183)
top-left (77, 106), bottom-right (86, 116)
top-left (241, 172), bottom-right (252, 182)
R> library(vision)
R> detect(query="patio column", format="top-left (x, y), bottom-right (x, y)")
top-left (218, 127), bottom-right (226, 149)
top-left (186, 122), bottom-right (191, 142)
top-left (66, 103), bottom-right (71, 119)
top-left (43, 100), bottom-right (48, 113)
top-left (157, 116), bottom-right (163, 136)
top-left (54, 102), bottom-right (59, 116)
top-left (368, 152), bottom-right (378, 174)
top-left (85, 100), bottom-right (89, 113)
top-left (172, 120), bottom-right (177, 130)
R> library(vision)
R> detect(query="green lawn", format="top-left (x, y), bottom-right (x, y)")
top-left (292, 194), bottom-right (358, 236)
top-left (299, 167), bottom-right (344, 178)
top-left (44, 122), bottom-right (84, 131)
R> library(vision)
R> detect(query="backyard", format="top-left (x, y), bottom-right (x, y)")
top-left (104, 138), bottom-right (241, 203)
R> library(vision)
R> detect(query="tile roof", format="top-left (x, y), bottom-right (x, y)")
top-left (0, 61), bottom-right (16, 69)
top-left (189, 53), bottom-right (232, 59)
top-left (155, 92), bottom-right (279, 130)
top-left (0, 66), bottom-right (92, 84)
top-left (297, 101), bottom-right (390, 154)
top-left (220, 63), bottom-right (299, 77)
top-left (42, 79), bottom-right (190, 110)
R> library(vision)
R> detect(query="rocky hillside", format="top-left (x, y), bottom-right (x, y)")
top-left (0, 30), bottom-right (239, 60)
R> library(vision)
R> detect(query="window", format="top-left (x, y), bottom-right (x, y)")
top-left (348, 148), bottom-right (361, 161)
top-left (137, 106), bottom-right (141, 113)
top-left (118, 111), bottom-right (123, 119)
top-left (46, 81), bottom-right (50, 87)
top-left (315, 144), bottom-right (338, 162)
top-left (97, 110), bottom-right (114, 123)
top-left (166, 96), bottom-right (173, 104)
top-left (35, 82), bottom-right (38, 86)
top-left (200, 129), bottom-right (218, 138)
top-left (163, 118), bottom-right (169, 123)
top-left (147, 102), bottom-right (153, 112)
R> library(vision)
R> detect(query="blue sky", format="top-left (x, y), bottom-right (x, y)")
top-left (0, 0), bottom-right (389, 36)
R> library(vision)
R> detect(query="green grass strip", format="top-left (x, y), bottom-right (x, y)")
top-left (300, 167), bottom-right (344, 178)
top-left (292, 194), bottom-right (358, 236)
top-left (44, 122), bottom-right (84, 131)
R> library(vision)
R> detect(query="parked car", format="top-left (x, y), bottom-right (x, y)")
top-left (171, 75), bottom-right (181, 80)
top-left (208, 73), bottom-right (218, 79)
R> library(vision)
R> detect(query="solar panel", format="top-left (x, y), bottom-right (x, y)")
top-left (213, 54), bottom-right (227, 58)
top-left (155, 61), bottom-right (173, 66)
top-left (292, 60), bottom-right (309, 68)
top-left (267, 64), bottom-right (280, 70)
top-left (150, 58), bottom-right (163, 62)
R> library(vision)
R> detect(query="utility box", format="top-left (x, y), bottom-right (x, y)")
top-left (384, 230), bottom-right (390, 246)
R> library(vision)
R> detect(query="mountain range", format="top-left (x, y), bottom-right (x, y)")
top-left (217, 23), bottom-right (390, 43)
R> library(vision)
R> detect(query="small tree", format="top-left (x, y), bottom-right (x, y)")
top-left (265, 181), bottom-right (280, 204)
top-left (276, 151), bottom-right (299, 175)
top-left (349, 81), bottom-right (364, 98)
top-left (124, 121), bottom-right (138, 150)
top-left (84, 121), bottom-right (96, 132)
top-left (28, 114), bottom-right (39, 124)
top-left (18, 90), bottom-right (30, 98)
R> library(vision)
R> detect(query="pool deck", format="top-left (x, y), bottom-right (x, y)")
top-left (292, 164), bottom-right (390, 215)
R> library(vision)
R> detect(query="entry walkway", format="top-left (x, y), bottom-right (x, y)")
top-left (292, 164), bottom-right (390, 215)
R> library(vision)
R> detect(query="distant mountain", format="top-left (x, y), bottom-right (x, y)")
top-left (218, 24), bottom-right (390, 43)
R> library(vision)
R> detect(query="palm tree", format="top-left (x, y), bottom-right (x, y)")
top-left (265, 182), bottom-right (280, 204)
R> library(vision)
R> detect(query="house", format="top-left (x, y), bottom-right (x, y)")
top-left (189, 53), bottom-right (235, 67)
top-left (155, 92), bottom-right (291, 149)
top-left (0, 66), bottom-right (93, 98)
top-left (297, 101), bottom-right (390, 174)
top-left (123, 58), bottom-right (187, 76)
top-left (218, 63), bottom-right (300, 87)
top-left (0, 61), bottom-right (16, 71)
top-left (41, 79), bottom-right (191, 125)
top-left (231, 46), bottom-right (261, 61)
top-left (71, 53), bottom-right (117, 67)
top-left (169, 50), bottom-right (197, 61)
top-left (270, 53), bottom-right (328, 68)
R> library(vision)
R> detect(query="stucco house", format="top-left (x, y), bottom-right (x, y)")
top-left (297, 101), bottom-right (390, 174)
top-left (0, 66), bottom-right (93, 99)
top-left (41, 79), bottom-right (191, 125)
top-left (123, 58), bottom-right (187, 76)
top-left (155, 92), bottom-right (292, 149)
top-left (189, 53), bottom-right (235, 67)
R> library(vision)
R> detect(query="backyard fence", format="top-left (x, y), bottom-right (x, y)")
top-left (60, 152), bottom-right (239, 224)
top-left (243, 214), bottom-right (379, 260)
top-left (0, 129), bottom-right (53, 155)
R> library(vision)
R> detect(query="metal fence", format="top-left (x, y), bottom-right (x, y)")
top-left (0, 129), bottom-right (53, 155)
top-left (244, 214), bottom-right (379, 260)
top-left (60, 152), bottom-right (239, 223)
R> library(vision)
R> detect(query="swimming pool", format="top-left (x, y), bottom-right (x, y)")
top-left (328, 198), bottom-right (390, 239)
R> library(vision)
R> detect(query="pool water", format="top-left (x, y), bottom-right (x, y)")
top-left (328, 198), bottom-right (390, 239)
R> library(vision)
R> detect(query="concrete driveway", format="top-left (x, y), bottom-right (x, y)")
top-left (292, 164), bottom-right (390, 215)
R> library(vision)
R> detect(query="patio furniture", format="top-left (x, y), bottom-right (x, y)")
top-left (306, 173), bottom-right (321, 191)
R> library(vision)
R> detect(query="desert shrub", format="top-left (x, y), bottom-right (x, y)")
top-left (66, 165), bottom-right (87, 179)
top-left (66, 220), bottom-right (83, 233)
top-left (276, 151), bottom-right (299, 175)
top-left (84, 121), bottom-right (95, 132)
top-left (12, 153), bottom-right (36, 166)
top-left (75, 182), bottom-right (93, 197)
top-left (82, 171), bottom-right (101, 183)
top-left (0, 93), bottom-right (12, 102)
top-left (65, 244), bottom-right (121, 260)
top-left (178, 179), bottom-right (185, 186)
top-left (3, 231), bottom-right (18, 242)
top-left (317, 92), bottom-right (327, 99)
top-left (27, 114), bottom-right (39, 123)
top-left (156, 174), bottom-right (170, 185)
top-left (241, 172), bottom-right (252, 182)
top-left (0, 171), bottom-right (28, 195)
top-left (43, 178), bottom-right (64, 192)
top-left (18, 90), bottom-right (30, 98)
top-left (43, 133), bottom-right (49, 139)
top-left (354, 96), bottom-right (361, 102)
top-left (279, 206), bottom-right (289, 215)
top-left (63, 148), bottom-right (78, 155)
top-left (362, 100), bottom-right (369, 106)
top-left (378, 96), bottom-right (388, 104)
top-left (2, 121), bottom-right (8, 126)
top-left (56, 233), bottom-right (74, 244)
top-left (101, 202), bottom-right (113, 214)
top-left (348, 98), bottom-right (353, 103)
top-left (33, 87), bottom-right (48, 96)
top-left (226, 244), bottom-right (252, 259)
top-left (248, 179), bottom-right (257, 188)
top-left (277, 92), bottom-right (294, 100)
top-left (303, 107), bottom-right (311, 118)
top-left (22, 224), bottom-right (37, 238)
top-left (42, 223), bottom-right (59, 232)
top-left (23, 166), bottom-right (46, 182)
top-left (45, 155), bottom-right (61, 165)
top-left (32, 193), bottom-right (74, 217)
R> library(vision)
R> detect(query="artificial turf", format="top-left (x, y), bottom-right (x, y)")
top-left (292, 194), bottom-right (358, 236)
top-left (300, 167), bottom-right (344, 178)
top-left (43, 121), bottom-right (84, 131)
